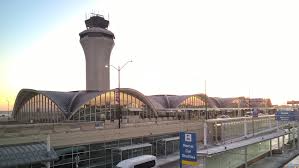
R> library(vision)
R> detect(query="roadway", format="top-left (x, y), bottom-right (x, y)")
top-left (160, 161), bottom-right (179, 168)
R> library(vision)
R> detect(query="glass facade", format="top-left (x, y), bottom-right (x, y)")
top-left (15, 94), bottom-right (65, 123)
top-left (212, 117), bottom-right (276, 144)
top-left (20, 133), bottom-right (292, 168)
top-left (69, 91), bottom-right (155, 122)
top-left (50, 132), bottom-right (179, 168)
top-left (231, 99), bottom-right (241, 108)
top-left (178, 96), bottom-right (206, 108)
top-left (206, 141), bottom-right (270, 168)
top-left (14, 90), bottom-right (155, 124)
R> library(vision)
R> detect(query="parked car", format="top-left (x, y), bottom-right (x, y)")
top-left (116, 155), bottom-right (158, 168)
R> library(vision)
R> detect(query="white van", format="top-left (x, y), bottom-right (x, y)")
top-left (115, 155), bottom-right (158, 168)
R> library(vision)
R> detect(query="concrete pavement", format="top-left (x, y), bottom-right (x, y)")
top-left (249, 149), bottom-right (299, 168)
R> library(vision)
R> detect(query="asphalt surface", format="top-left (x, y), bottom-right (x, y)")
top-left (160, 149), bottom-right (299, 168)
top-left (249, 149), bottom-right (299, 168)
top-left (160, 160), bottom-right (179, 168)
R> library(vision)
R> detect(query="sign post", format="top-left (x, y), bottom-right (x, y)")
top-left (180, 132), bottom-right (198, 167)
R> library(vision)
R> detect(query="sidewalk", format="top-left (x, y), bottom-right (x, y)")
top-left (157, 153), bottom-right (179, 167)
top-left (249, 149), bottom-right (299, 168)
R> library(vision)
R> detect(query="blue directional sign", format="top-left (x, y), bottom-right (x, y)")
top-left (179, 132), bottom-right (198, 167)
top-left (275, 111), bottom-right (295, 121)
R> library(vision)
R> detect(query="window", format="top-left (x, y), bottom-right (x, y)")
top-left (71, 90), bottom-right (154, 122)
top-left (178, 96), bottom-right (205, 108)
top-left (134, 160), bottom-right (156, 168)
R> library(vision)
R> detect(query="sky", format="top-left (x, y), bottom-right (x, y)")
top-left (1, 0), bottom-right (299, 110)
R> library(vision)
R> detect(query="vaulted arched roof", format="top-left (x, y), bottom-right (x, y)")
top-left (13, 88), bottom-right (272, 121)
top-left (169, 94), bottom-right (218, 108)
top-left (147, 94), bottom-right (218, 109)
top-left (13, 88), bottom-right (158, 119)
top-left (12, 89), bottom-right (70, 117)
top-left (68, 88), bottom-right (158, 118)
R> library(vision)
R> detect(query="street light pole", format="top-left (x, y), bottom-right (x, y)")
top-left (204, 80), bottom-right (208, 147)
top-left (117, 66), bottom-right (121, 129)
top-left (106, 60), bottom-right (132, 129)
top-left (205, 80), bottom-right (208, 120)
top-left (118, 66), bottom-right (120, 91)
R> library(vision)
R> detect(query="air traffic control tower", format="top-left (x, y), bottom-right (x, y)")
top-left (79, 14), bottom-right (115, 90)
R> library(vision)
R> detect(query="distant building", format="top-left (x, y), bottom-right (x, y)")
top-left (287, 100), bottom-right (299, 106)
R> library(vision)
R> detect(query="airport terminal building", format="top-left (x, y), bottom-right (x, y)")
top-left (13, 88), bottom-right (272, 124)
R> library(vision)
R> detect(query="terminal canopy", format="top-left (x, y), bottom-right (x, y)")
top-left (0, 142), bottom-right (57, 168)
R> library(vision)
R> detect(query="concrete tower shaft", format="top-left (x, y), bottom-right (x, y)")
top-left (79, 15), bottom-right (115, 91)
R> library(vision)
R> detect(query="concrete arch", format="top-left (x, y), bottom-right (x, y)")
top-left (170, 94), bottom-right (217, 108)
top-left (209, 97), bottom-right (222, 108)
top-left (68, 88), bottom-right (158, 119)
top-left (12, 89), bottom-right (66, 119)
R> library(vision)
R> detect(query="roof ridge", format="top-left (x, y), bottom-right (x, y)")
top-left (164, 95), bottom-right (170, 108)
top-left (68, 91), bottom-right (84, 112)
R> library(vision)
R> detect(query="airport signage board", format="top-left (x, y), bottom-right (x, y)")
top-left (275, 111), bottom-right (296, 121)
top-left (179, 132), bottom-right (198, 167)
